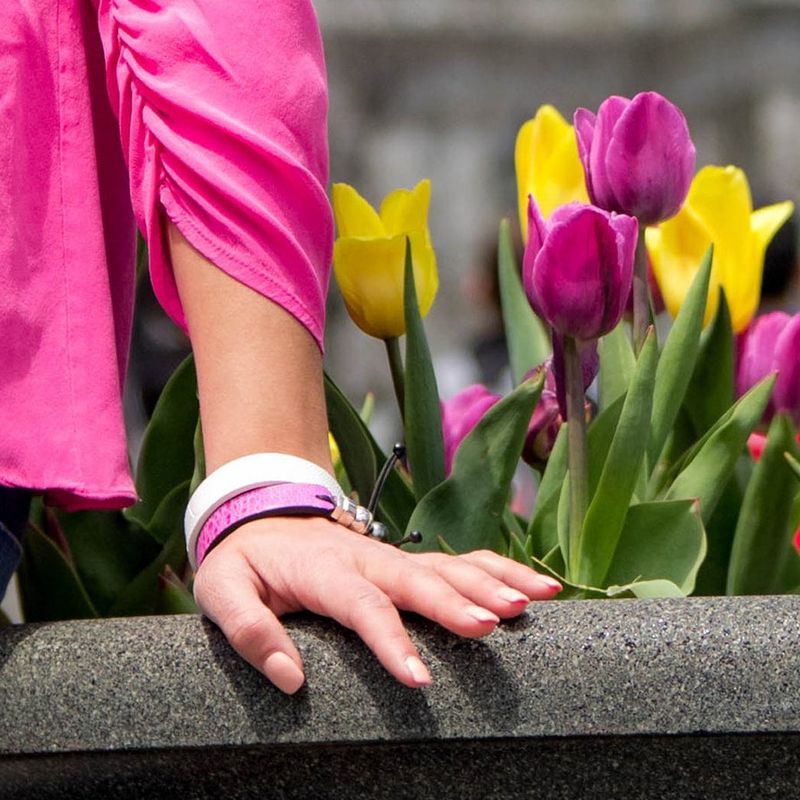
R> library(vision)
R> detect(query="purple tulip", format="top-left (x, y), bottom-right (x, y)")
top-left (573, 92), bottom-right (695, 226)
top-left (523, 198), bottom-right (637, 341)
top-left (441, 385), bottom-right (501, 475)
top-left (737, 312), bottom-right (800, 424)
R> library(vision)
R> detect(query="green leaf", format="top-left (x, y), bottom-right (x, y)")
top-left (692, 477), bottom-right (743, 595)
top-left (683, 288), bottom-right (734, 437)
top-left (598, 323), bottom-right (635, 411)
top-left (189, 416), bottom-right (206, 496)
top-left (602, 499), bottom-right (707, 596)
top-left (437, 536), bottom-right (458, 556)
top-left (0, 608), bottom-right (10, 628)
top-left (325, 373), bottom-right (415, 537)
top-left (727, 413), bottom-right (800, 594)
top-left (18, 525), bottom-right (98, 622)
top-left (507, 530), bottom-right (533, 567)
top-left (147, 480), bottom-right (191, 546)
top-left (785, 452), bottom-right (800, 482)
top-left (556, 470), bottom-right (571, 569)
top-left (578, 331), bottom-right (658, 586)
top-left (406, 375), bottom-right (544, 554)
top-left (606, 579), bottom-right (686, 599)
top-left (154, 566), bottom-right (199, 615)
top-left (107, 525), bottom-right (188, 617)
top-left (648, 247), bottom-right (712, 466)
top-left (497, 218), bottom-right (550, 383)
top-left (403, 239), bottom-right (446, 499)
top-left (125, 355), bottom-right (198, 528)
top-left (57, 509), bottom-right (161, 615)
top-left (527, 425), bottom-right (568, 558)
top-left (586, 395), bottom-right (625, 500)
top-left (665, 375), bottom-right (775, 522)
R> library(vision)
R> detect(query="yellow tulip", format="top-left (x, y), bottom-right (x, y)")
top-left (646, 165), bottom-right (793, 332)
top-left (332, 180), bottom-right (438, 339)
top-left (515, 105), bottom-right (589, 239)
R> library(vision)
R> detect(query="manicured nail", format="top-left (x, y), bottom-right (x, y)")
top-left (263, 652), bottom-right (305, 694)
top-left (405, 656), bottom-right (432, 686)
top-left (541, 576), bottom-right (562, 592)
top-left (497, 587), bottom-right (530, 605)
top-left (465, 605), bottom-right (500, 625)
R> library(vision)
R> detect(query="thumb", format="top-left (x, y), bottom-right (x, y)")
top-left (194, 567), bottom-right (305, 694)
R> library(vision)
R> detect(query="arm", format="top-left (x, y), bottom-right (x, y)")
top-left (170, 223), bottom-right (561, 694)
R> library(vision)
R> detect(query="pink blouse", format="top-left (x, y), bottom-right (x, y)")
top-left (0, 0), bottom-right (333, 510)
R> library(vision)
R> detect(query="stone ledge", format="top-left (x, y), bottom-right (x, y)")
top-left (2, 596), bottom-right (799, 797)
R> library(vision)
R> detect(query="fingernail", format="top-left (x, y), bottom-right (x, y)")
top-left (465, 605), bottom-right (500, 625)
top-left (497, 587), bottom-right (530, 605)
top-left (541, 576), bottom-right (562, 592)
top-left (405, 656), bottom-right (432, 686)
top-left (263, 652), bottom-right (305, 694)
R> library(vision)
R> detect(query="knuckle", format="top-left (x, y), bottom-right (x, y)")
top-left (226, 613), bottom-right (267, 652)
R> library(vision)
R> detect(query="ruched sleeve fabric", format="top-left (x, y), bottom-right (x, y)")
top-left (0, 0), bottom-right (333, 511)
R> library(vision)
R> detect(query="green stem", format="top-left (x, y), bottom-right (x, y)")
top-left (564, 335), bottom-right (590, 580)
top-left (632, 224), bottom-right (650, 355)
top-left (384, 337), bottom-right (406, 421)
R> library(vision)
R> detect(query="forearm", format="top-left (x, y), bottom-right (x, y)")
top-left (169, 222), bottom-right (333, 476)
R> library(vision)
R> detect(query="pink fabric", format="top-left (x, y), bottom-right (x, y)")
top-left (0, 0), bottom-right (333, 510)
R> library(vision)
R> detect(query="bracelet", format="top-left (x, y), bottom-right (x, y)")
top-left (184, 453), bottom-right (343, 567)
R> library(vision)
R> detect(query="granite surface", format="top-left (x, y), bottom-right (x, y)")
top-left (1, 596), bottom-right (799, 797)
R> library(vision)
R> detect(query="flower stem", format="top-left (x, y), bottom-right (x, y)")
top-left (564, 335), bottom-right (589, 581)
top-left (632, 224), bottom-right (650, 355)
top-left (384, 336), bottom-right (406, 421)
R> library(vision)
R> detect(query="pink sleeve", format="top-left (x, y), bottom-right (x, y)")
top-left (96, 0), bottom-right (333, 351)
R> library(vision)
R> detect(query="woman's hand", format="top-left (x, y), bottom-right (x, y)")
top-left (193, 516), bottom-right (561, 693)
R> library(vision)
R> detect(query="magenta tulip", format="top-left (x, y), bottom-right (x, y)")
top-left (573, 92), bottom-right (695, 226)
top-left (523, 198), bottom-right (637, 341)
top-left (737, 312), bottom-right (800, 424)
top-left (441, 385), bottom-right (501, 475)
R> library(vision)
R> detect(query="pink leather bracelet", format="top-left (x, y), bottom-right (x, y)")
top-left (195, 483), bottom-right (337, 567)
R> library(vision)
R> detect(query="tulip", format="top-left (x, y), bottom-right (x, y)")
top-left (441, 385), bottom-right (501, 475)
top-left (515, 105), bottom-right (589, 239)
top-left (574, 92), bottom-right (695, 226)
top-left (521, 358), bottom-right (594, 466)
top-left (647, 166), bottom-right (794, 332)
top-left (523, 197), bottom-right (637, 341)
top-left (332, 180), bottom-right (438, 339)
top-left (737, 311), bottom-right (800, 424)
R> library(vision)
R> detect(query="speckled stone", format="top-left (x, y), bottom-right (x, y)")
top-left (1, 596), bottom-right (800, 797)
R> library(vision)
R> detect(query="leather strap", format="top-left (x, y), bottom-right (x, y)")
top-left (194, 483), bottom-right (335, 567)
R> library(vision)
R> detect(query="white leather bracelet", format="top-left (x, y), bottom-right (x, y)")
top-left (184, 453), bottom-right (344, 570)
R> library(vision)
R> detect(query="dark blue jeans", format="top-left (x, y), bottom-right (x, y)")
top-left (0, 486), bottom-right (31, 597)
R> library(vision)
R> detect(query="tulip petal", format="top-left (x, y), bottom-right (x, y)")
top-left (332, 183), bottom-right (385, 238)
top-left (607, 213), bottom-right (638, 327)
top-left (773, 314), bottom-right (800, 422)
top-left (573, 107), bottom-right (595, 189)
top-left (380, 179), bottom-right (431, 237)
top-left (751, 201), bottom-right (794, 254)
top-left (646, 204), bottom-right (719, 326)
top-left (515, 117), bottom-right (536, 239)
top-left (441, 385), bottom-right (502, 475)
top-left (606, 92), bottom-right (695, 225)
top-left (736, 311), bottom-right (788, 401)
top-left (587, 95), bottom-right (630, 209)
top-left (531, 206), bottom-right (622, 339)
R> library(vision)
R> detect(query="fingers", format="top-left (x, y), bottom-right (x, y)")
top-left (318, 573), bottom-right (432, 688)
top-left (457, 549), bottom-right (562, 600)
top-left (194, 565), bottom-right (306, 694)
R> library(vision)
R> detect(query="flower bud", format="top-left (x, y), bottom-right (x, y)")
top-left (523, 198), bottom-right (637, 341)
top-left (737, 311), bottom-right (800, 424)
top-left (441, 385), bottom-right (501, 475)
top-left (574, 92), bottom-right (695, 226)
top-left (332, 180), bottom-right (438, 339)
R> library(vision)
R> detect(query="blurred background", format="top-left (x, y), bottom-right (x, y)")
top-left (126, 0), bottom-right (800, 453)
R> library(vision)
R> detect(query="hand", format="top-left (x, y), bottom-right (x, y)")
top-left (193, 516), bottom-right (562, 694)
